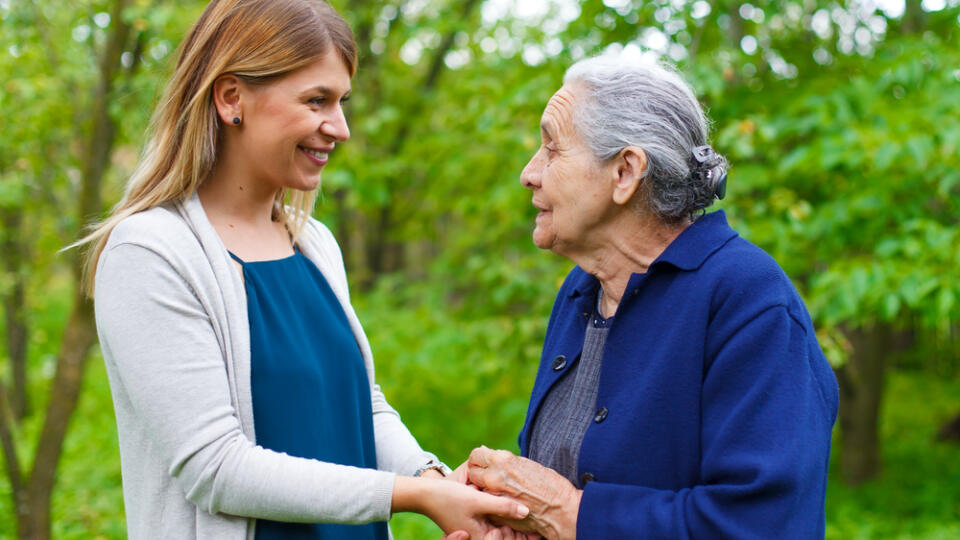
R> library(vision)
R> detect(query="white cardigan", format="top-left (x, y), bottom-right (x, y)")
top-left (94, 193), bottom-right (438, 539)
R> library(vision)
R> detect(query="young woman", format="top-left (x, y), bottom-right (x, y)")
top-left (80, 1), bottom-right (527, 538)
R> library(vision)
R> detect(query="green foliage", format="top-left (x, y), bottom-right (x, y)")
top-left (3, 0), bottom-right (960, 537)
top-left (825, 371), bottom-right (960, 539)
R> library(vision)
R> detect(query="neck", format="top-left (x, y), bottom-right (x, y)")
top-left (198, 146), bottom-right (278, 226)
top-left (575, 211), bottom-right (689, 317)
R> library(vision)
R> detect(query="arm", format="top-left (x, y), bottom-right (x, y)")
top-left (469, 306), bottom-right (835, 539)
top-left (577, 305), bottom-right (835, 539)
top-left (95, 243), bottom-right (395, 523)
top-left (98, 242), bottom-right (525, 535)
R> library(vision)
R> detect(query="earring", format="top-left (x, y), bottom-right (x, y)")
top-left (232, 117), bottom-right (241, 125)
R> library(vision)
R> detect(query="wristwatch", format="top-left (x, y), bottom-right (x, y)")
top-left (413, 459), bottom-right (453, 477)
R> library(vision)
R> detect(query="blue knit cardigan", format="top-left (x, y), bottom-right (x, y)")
top-left (519, 211), bottom-right (839, 539)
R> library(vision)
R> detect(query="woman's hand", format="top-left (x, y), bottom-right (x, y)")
top-left (443, 525), bottom-right (542, 540)
top-left (393, 475), bottom-right (529, 539)
top-left (466, 447), bottom-right (582, 540)
top-left (449, 459), bottom-right (471, 485)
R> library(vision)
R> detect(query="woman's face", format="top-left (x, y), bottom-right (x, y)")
top-left (230, 51), bottom-right (351, 193)
top-left (520, 85), bottom-right (618, 258)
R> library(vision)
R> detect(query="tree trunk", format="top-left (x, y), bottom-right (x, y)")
top-left (354, 0), bottom-right (481, 288)
top-left (0, 383), bottom-right (28, 538)
top-left (1, 208), bottom-right (30, 419)
top-left (937, 412), bottom-right (960, 442)
top-left (1, 0), bottom-right (134, 537)
top-left (835, 325), bottom-right (889, 485)
top-left (21, 295), bottom-right (97, 540)
top-left (902, 0), bottom-right (927, 34)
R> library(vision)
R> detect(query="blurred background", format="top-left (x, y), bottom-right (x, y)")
top-left (1, 0), bottom-right (959, 538)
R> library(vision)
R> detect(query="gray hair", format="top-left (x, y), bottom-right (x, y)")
top-left (564, 54), bottom-right (727, 224)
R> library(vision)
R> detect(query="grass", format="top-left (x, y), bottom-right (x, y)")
top-left (825, 372), bottom-right (960, 540)
top-left (0, 356), bottom-right (957, 538)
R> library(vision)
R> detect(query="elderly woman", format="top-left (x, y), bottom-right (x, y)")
top-left (465, 55), bottom-right (839, 539)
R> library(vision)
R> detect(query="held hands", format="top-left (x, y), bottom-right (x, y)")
top-left (464, 447), bottom-right (582, 540)
top-left (440, 461), bottom-right (541, 540)
top-left (393, 475), bottom-right (529, 540)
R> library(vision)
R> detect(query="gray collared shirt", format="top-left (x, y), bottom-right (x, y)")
top-left (528, 296), bottom-right (611, 488)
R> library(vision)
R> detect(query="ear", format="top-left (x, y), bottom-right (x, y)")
top-left (611, 146), bottom-right (647, 206)
top-left (212, 74), bottom-right (243, 124)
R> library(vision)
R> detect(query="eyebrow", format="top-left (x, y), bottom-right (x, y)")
top-left (302, 85), bottom-right (352, 97)
top-left (540, 121), bottom-right (553, 140)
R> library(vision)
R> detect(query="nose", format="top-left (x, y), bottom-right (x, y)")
top-left (320, 105), bottom-right (350, 142)
top-left (520, 149), bottom-right (543, 190)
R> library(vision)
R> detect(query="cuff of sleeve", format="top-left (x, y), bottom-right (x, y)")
top-left (375, 472), bottom-right (397, 521)
top-left (398, 451), bottom-right (445, 477)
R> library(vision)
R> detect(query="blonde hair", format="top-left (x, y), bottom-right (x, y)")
top-left (77, 0), bottom-right (357, 295)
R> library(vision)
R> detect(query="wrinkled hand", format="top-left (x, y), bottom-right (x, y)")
top-left (404, 477), bottom-right (529, 540)
top-left (466, 447), bottom-right (582, 540)
top-left (441, 460), bottom-right (540, 540)
top-left (442, 525), bottom-right (541, 540)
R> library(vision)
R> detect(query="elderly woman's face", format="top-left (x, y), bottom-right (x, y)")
top-left (520, 85), bottom-right (617, 256)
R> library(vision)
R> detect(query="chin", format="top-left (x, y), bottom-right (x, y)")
top-left (288, 176), bottom-right (322, 192)
top-left (531, 230), bottom-right (555, 251)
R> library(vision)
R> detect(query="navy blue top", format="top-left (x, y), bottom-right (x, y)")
top-left (518, 211), bottom-right (839, 539)
top-left (230, 248), bottom-right (388, 540)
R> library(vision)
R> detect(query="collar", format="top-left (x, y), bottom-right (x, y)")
top-left (567, 210), bottom-right (738, 298)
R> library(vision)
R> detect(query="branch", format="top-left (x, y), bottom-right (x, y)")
top-left (0, 382), bottom-right (25, 516)
top-left (75, 0), bottom-right (135, 247)
top-left (28, 0), bottom-right (136, 508)
top-left (26, 0), bottom-right (61, 72)
top-left (422, 0), bottom-right (480, 91)
top-left (389, 0), bottom-right (481, 154)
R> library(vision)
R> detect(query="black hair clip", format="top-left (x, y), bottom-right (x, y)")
top-left (692, 145), bottom-right (727, 200)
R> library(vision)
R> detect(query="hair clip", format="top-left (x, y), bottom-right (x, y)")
top-left (691, 145), bottom-right (727, 200)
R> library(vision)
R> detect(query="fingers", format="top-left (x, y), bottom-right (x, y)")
top-left (450, 460), bottom-right (471, 485)
top-left (469, 446), bottom-right (515, 468)
top-left (468, 446), bottom-right (493, 468)
top-left (467, 463), bottom-right (494, 491)
top-left (442, 532), bottom-right (469, 540)
top-left (484, 529), bottom-right (504, 540)
top-left (489, 525), bottom-right (533, 540)
top-left (467, 448), bottom-right (518, 492)
top-left (477, 491), bottom-right (529, 520)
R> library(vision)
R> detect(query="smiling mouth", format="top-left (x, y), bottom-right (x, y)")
top-left (298, 146), bottom-right (329, 165)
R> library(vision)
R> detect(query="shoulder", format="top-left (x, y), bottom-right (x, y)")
top-left (707, 236), bottom-right (796, 303)
top-left (303, 216), bottom-right (337, 244)
top-left (105, 203), bottom-right (197, 256)
top-left (298, 216), bottom-right (350, 289)
top-left (96, 202), bottom-right (209, 292)
top-left (702, 234), bottom-right (813, 331)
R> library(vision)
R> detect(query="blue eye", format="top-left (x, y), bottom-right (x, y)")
top-left (308, 97), bottom-right (326, 105)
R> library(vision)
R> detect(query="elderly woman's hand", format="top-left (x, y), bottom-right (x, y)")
top-left (443, 525), bottom-right (542, 540)
top-left (466, 447), bottom-right (582, 540)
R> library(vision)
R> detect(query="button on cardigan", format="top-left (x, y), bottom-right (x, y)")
top-left (518, 210), bottom-right (839, 539)
top-left (94, 193), bottom-right (439, 539)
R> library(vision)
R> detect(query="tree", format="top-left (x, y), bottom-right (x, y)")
top-left (330, 0), bottom-right (960, 484)
top-left (0, 0), bottom-right (200, 536)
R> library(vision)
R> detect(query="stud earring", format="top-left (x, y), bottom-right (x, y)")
top-left (232, 117), bottom-right (241, 125)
